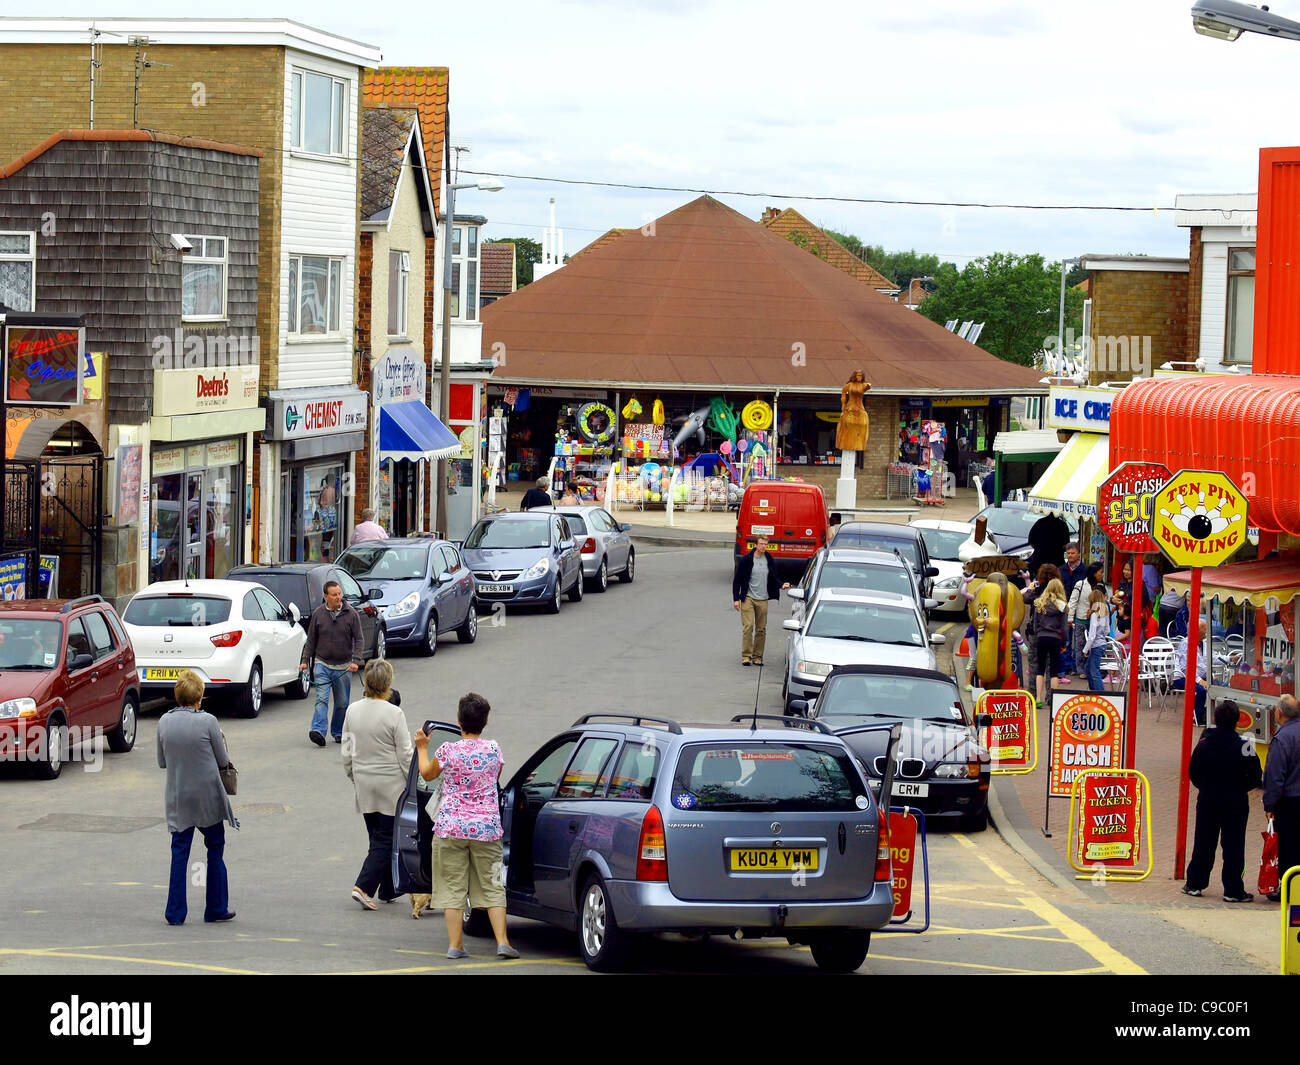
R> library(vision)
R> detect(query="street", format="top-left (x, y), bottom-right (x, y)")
top-left (0, 544), bottom-right (1266, 976)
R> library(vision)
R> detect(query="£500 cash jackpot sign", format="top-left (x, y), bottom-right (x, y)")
top-left (1049, 693), bottom-right (1125, 797)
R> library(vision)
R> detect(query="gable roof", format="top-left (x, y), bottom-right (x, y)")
top-left (361, 107), bottom-right (419, 221)
top-left (481, 242), bottom-right (516, 295)
top-left (362, 67), bottom-right (448, 216)
top-left (482, 196), bottom-right (1048, 394)
top-left (758, 207), bottom-right (897, 290)
top-left (1, 128), bottom-right (260, 178)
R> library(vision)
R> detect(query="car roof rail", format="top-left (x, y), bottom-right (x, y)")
top-left (729, 714), bottom-right (833, 734)
top-left (570, 713), bottom-right (683, 734)
top-left (59, 594), bottom-right (106, 614)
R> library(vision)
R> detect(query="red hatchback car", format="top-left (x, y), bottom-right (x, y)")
top-left (0, 595), bottom-right (140, 779)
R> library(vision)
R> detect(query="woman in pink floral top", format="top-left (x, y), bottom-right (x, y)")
top-left (414, 692), bottom-right (517, 960)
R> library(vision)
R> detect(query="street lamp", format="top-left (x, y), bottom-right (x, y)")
top-left (435, 174), bottom-right (504, 536)
top-left (1191, 1), bottom-right (1300, 41)
top-left (1057, 257), bottom-right (1080, 379)
top-left (905, 275), bottom-right (934, 309)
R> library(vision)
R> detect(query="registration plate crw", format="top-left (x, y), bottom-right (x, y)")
top-left (729, 847), bottom-right (819, 872)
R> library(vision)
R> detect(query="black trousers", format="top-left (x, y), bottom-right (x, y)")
top-left (1275, 795), bottom-right (1300, 890)
top-left (1186, 797), bottom-right (1248, 896)
top-left (356, 812), bottom-right (398, 900)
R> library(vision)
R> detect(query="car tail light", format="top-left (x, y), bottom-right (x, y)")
top-left (581, 537), bottom-right (598, 554)
top-left (636, 804), bottom-right (668, 882)
top-left (210, 630), bottom-right (243, 648)
top-left (873, 805), bottom-right (892, 883)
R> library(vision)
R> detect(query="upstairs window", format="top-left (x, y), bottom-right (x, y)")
top-left (181, 235), bottom-right (227, 320)
top-left (287, 254), bottom-right (343, 336)
top-left (0, 231), bottom-right (35, 312)
top-left (1225, 247), bottom-right (1254, 366)
top-left (388, 251), bottom-right (410, 337)
top-left (450, 224), bottom-right (479, 322)
top-left (291, 69), bottom-right (347, 156)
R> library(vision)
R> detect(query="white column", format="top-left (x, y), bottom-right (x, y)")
top-left (836, 449), bottom-right (857, 510)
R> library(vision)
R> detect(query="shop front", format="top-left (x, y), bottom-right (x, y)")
top-left (370, 347), bottom-right (427, 539)
top-left (263, 388), bottom-right (367, 564)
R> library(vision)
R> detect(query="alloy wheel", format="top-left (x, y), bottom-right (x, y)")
top-left (121, 699), bottom-right (137, 746)
top-left (375, 628), bottom-right (386, 661)
top-left (581, 885), bottom-right (606, 957)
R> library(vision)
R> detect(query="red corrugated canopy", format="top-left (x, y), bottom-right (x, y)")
top-left (1110, 374), bottom-right (1300, 536)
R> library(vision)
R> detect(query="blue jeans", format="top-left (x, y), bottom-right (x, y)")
top-left (311, 664), bottom-right (353, 738)
top-left (166, 823), bottom-right (228, 924)
top-left (1172, 677), bottom-right (1207, 726)
top-left (1085, 648), bottom-right (1106, 692)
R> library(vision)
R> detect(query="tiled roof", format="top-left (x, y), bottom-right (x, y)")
top-left (361, 106), bottom-right (417, 220)
top-left (569, 228), bottom-right (634, 262)
top-left (0, 129), bottom-right (261, 178)
top-left (758, 207), bottom-right (896, 290)
top-left (481, 242), bottom-right (516, 295)
top-left (482, 196), bottom-right (1048, 393)
top-left (362, 67), bottom-right (448, 215)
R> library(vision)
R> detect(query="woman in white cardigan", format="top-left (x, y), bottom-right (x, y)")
top-left (342, 658), bottom-right (414, 910)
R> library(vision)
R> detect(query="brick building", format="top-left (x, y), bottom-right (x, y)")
top-left (1079, 255), bottom-right (1190, 384)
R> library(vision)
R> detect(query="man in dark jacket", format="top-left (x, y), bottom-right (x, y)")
top-left (1264, 694), bottom-right (1300, 900)
top-left (1027, 513), bottom-right (1070, 575)
top-left (300, 580), bottom-right (363, 747)
top-left (731, 535), bottom-right (789, 667)
top-left (1183, 701), bottom-right (1262, 902)
top-left (520, 476), bottom-right (553, 510)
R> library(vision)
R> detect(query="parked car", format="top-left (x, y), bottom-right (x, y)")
top-left (908, 519), bottom-right (974, 615)
top-left (0, 596), bottom-right (141, 779)
top-left (829, 522), bottom-right (939, 599)
top-left (539, 506), bottom-right (635, 591)
top-left (123, 579), bottom-right (308, 717)
top-left (734, 481), bottom-right (828, 581)
top-left (460, 512), bottom-right (583, 614)
top-left (969, 502), bottom-right (1078, 559)
top-left (790, 547), bottom-right (934, 621)
top-left (334, 539), bottom-right (477, 656)
top-left (790, 665), bottom-right (992, 831)
top-left (226, 562), bottom-right (387, 661)
top-left (392, 713), bottom-right (896, 972)
top-left (781, 588), bottom-right (945, 711)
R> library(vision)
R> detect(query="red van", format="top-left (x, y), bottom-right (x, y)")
top-left (734, 481), bottom-right (828, 579)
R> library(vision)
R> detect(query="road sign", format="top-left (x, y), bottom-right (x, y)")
top-left (1096, 461), bottom-right (1171, 554)
top-left (976, 689), bottom-right (1038, 773)
top-left (1151, 469), bottom-right (1249, 569)
top-left (1068, 768), bottom-right (1152, 882)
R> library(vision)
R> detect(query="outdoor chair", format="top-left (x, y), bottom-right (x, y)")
top-left (1138, 637), bottom-right (1177, 709)
top-left (1099, 638), bottom-right (1128, 693)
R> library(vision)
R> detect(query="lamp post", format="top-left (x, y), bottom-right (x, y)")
top-left (1191, 0), bottom-right (1300, 40)
top-left (905, 275), bottom-right (934, 310)
top-left (1056, 257), bottom-right (1079, 379)
top-left (435, 175), bottom-right (503, 536)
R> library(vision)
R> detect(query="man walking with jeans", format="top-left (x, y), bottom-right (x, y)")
top-left (1264, 694), bottom-right (1300, 901)
top-left (732, 535), bottom-right (789, 666)
top-left (301, 580), bottom-right (363, 747)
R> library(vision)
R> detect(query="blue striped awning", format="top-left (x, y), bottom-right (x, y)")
top-left (378, 401), bottom-right (462, 463)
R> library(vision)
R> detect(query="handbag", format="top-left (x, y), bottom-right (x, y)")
top-left (1259, 818), bottom-right (1279, 897)
top-left (218, 729), bottom-right (238, 796)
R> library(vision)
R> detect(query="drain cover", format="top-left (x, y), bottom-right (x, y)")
top-left (18, 813), bottom-right (164, 834)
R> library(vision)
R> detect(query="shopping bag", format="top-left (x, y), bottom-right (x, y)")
top-left (1259, 818), bottom-right (1279, 897)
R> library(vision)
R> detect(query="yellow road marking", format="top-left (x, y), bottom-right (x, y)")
top-left (938, 621), bottom-right (958, 634)
top-left (1018, 895), bottom-right (1147, 975)
top-left (323, 957), bottom-right (587, 974)
top-left (930, 894), bottom-right (1029, 910)
top-left (0, 949), bottom-right (264, 975)
top-left (866, 952), bottom-right (1070, 974)
top-left (924, 923), bottom-right (1067, 944)
top-left (952, 834), bottom-right (1023, 885)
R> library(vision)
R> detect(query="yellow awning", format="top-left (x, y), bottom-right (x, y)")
top-left (1026, 432), bottom-right (1109, 520)
top-left (1165, 557), bottom-right (1300, 608)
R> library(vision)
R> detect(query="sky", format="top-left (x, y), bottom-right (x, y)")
top-left (34, 0), bottom-right (1300, 265)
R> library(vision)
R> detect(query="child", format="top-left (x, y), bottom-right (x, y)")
top-left (1082, 587), bottom-right (1112, 693)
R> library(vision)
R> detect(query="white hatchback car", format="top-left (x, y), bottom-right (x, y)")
top-left (908, 518), bottom-right (974, 615)
top-left (123, 579), bottom-right (308, 717)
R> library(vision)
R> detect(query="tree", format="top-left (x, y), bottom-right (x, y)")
top-left (488, 236), bottom-right (542, 289)
top-left (919, 252), bottom-right (1084, 367)
top-left (823, 230), bottom-right (956, 291)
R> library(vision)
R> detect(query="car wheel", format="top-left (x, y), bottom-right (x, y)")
top-left (578, 874), bottom-right (629, 972)
top-left (107, 693), bottom-right (138, 753)
top-left (374, 626), bottom-right (387, 661)
top-left (32, 714), bottom-right (66, 780)
top-left (545, 579), bottom-right (562, 615)
top-left (234, 661), bottom-right (263, 718)
top-left (282, 667), bottom-right (311, 700)
top-left (456, 601), bottom-right (478, 644)
top-left (589, 558), bottom-right (608, 593)
top-left (618, 548), bottom-right (635, 583)
top-left (568, 568), bottom-right (584, 602)
top-left (417, 614), bottom-right (438, 657)
top-left (462, 900), bottom-right (493, 938)
top-left (809, 931), bottom-right (870, 973)
top-left (960, 808), bottom-right (988, 833)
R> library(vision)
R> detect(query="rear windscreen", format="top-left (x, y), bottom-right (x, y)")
top-left (123, 596), bottom-right (232, 627)
top-left (671, 742), bottom-right (863, 811)
top-left (231, 574), bottom-right (308, 615)
top-left (817, 563), bottom-right (912, 599)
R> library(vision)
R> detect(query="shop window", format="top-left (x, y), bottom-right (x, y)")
top-left (387, 251), bottom-right (410, 337)
top-left (287, 254), bottom-right (343, 336)
top-left (0, 231), bottom-right (35, 312)
top-left (181, 236), bottom-right (227, 320)
top-left (1225, 247), bottom-right (1254, 366)
top-left (290, 69), bottom-right (347, 156)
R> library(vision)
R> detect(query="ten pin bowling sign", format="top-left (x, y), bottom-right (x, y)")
top-left (1049, 692), bottom-right (1125, 797)
top-left (1096, 461), bottom-right (1171, 554)
top-left (976, 689), bottom-right (1037, 773)
top-left (1150, 469), bottom-right (1249, 569)
top-left (1068, 769), bottom-right (1153, 882)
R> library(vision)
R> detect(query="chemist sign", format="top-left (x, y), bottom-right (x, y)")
top-left (1096, 461), bottom-right (1171, 555)
top-left (1049, 692), bottom-right (1125, 797)
top-left (1068, 769), bottom-right (1152, 881)
top-left (1150, 469), bottom-right (1249, 569)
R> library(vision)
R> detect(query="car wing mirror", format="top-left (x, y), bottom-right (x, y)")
top-left (924, 598), bottom-right (940, 611)
top-left (70, 653), bottom-right (93, 671)
top-left (782, 619), bottom-right (801, 632)
top-left (288, 602), bottom-right (301, 624)
top-left (437, 572), bottom-right (454, 584)
top-left (976, 713), bottom-right (994, 728)
top-left (787, 587), bottom-right (805, 600)
top-left (930, 632), bottom-right (948, 646)
top-left (925, 566), bottom-right (940, 578)
top-left (561, 539), bottom-right (575, 550)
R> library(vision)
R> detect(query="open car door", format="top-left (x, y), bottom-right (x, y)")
top-left (826, 721), bottom-right (904, 810)
top-left (392, 719), bottom-right (463, 895)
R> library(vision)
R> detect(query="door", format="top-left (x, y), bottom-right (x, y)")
top-left (439, 544), bottom-right (473, 627)
top-left (553, 516), bottom-right (577, 592)
top-left (61, 618), bottom-right (98, 731)
top-left (393, 720), bottom-right (462, 895)
top-left (81, 610), bottom-right (125, 728)
top-left (596, 509), bottom-right (629, 573)
top-left (183, 472), bottom-right (203, 580)
top-left (252, 587), bottom-right (302, 684)
top-left (503, 735), bottom-right (581, 895)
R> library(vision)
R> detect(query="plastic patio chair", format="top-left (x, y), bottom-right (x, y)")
top-left (1099, 638), bottom-right (1128, 693)
top-left (1138, 638), bottom-right (1177, 709)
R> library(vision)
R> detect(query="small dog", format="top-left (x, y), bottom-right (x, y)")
top-left (410, 893), bottom-right (432, 919)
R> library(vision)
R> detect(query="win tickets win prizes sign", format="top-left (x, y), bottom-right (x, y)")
top-left (976, 689), bottom-right (1037, 773)
top-left (1068, 769), bottom-right (1153, 882)
top-left (1049, 692), bottom-right (1125, 797)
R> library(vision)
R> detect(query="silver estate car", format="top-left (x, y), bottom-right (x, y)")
top-left (537, 506), bottom-right (636, 592)
top-left (393, 714), bottom-right (897, 972)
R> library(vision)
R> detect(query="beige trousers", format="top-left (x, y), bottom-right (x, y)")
top-left (740, 596), bottom-right (770, 662)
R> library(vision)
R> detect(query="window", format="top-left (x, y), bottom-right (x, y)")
top-left (65, 618), bottom-right (93, 667)
top-left (181, 235), bottom-right (227, 320)
top-left (253, 588), bottom-right (287, 622)
top-left (1225, 247), bottom-right (1255, 366)
top-left (0, 231), bottom-right (35, 311)
top-left (520, 738), bottom-right (580, 803)
top-left (242, 591), bottom-right (265, 621)
top-left (608, 742), bottom-right (661, 800)
top-left (83, 612), bottom-right (117, 661)
top-left (290, 69), bottom-right (347, 156)
top-left (450, 223), bottom-right (480, 322)
top-left (332, 570), bottom-right (364, 602)
top-left (287, 254), bottom-right (343, 335)
top-left (387, 251), bottom-right (410, 337)
top-left (556, 737), bottom-right (619, 799)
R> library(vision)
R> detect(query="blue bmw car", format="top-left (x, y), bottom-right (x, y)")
top-left (335, 538), bottom-right (477, 656)
top-left (460, 512), bottom-right (584, 614)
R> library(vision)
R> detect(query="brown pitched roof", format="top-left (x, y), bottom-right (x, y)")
top-left (569, 228), bottom-right (634, 262)
top-left (361, 107), bottom-right (418, 220)
top-left (482, 196), bottom-right (1047, 394)
top-left (481, 242), bottom-right (516, 296)
top-left (1, 129), bottom-right (261, 178)
top-left (758, 207), bottom-right (897, 290)
top-left (362, 67), bottom-right (448, 215)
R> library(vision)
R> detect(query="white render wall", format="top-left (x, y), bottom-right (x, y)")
top-left (1197, 223), bottom-right (1256, 374)
top-left (277, 48), bottom-right (360, 389)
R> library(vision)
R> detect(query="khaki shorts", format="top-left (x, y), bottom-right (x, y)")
top-left (431, 835), bottom-right (506, 910)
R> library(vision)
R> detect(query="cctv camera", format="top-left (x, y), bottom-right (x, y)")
top-left (169, 234), bottom-right (193, 254)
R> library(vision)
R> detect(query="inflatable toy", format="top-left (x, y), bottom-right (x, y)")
top-left (741, 400), bottom-right (773, 431)
top-left (577, 402), bottom-right (616, 444)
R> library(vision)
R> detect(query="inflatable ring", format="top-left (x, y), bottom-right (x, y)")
top-left (577, 401), bottom-right (616, 444)
top-left (742, 399), bottom-right (773, 431)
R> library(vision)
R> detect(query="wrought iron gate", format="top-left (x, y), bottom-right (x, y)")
top-left (38, 455), bottom-right (104, 597)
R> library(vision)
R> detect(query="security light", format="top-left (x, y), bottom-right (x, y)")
top-left (1191, 1), bottom-right (1300, 41)
top-left (169, 234), bottom-right (193, 254)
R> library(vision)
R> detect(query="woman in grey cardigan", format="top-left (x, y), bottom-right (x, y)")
top-left (342, 658), bottom-right (414, 910)
top-left (157, 670), bottom-right (237, 925)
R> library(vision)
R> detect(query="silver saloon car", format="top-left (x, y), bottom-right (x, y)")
top-left (539, 506), bottom-right (636, 592)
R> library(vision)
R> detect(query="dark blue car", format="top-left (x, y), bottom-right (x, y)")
top-left (335, 538), bottom-right (477, 656)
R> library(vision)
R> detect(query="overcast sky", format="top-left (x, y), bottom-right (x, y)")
top-left (42, 0), bottom-right (1300, 264)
